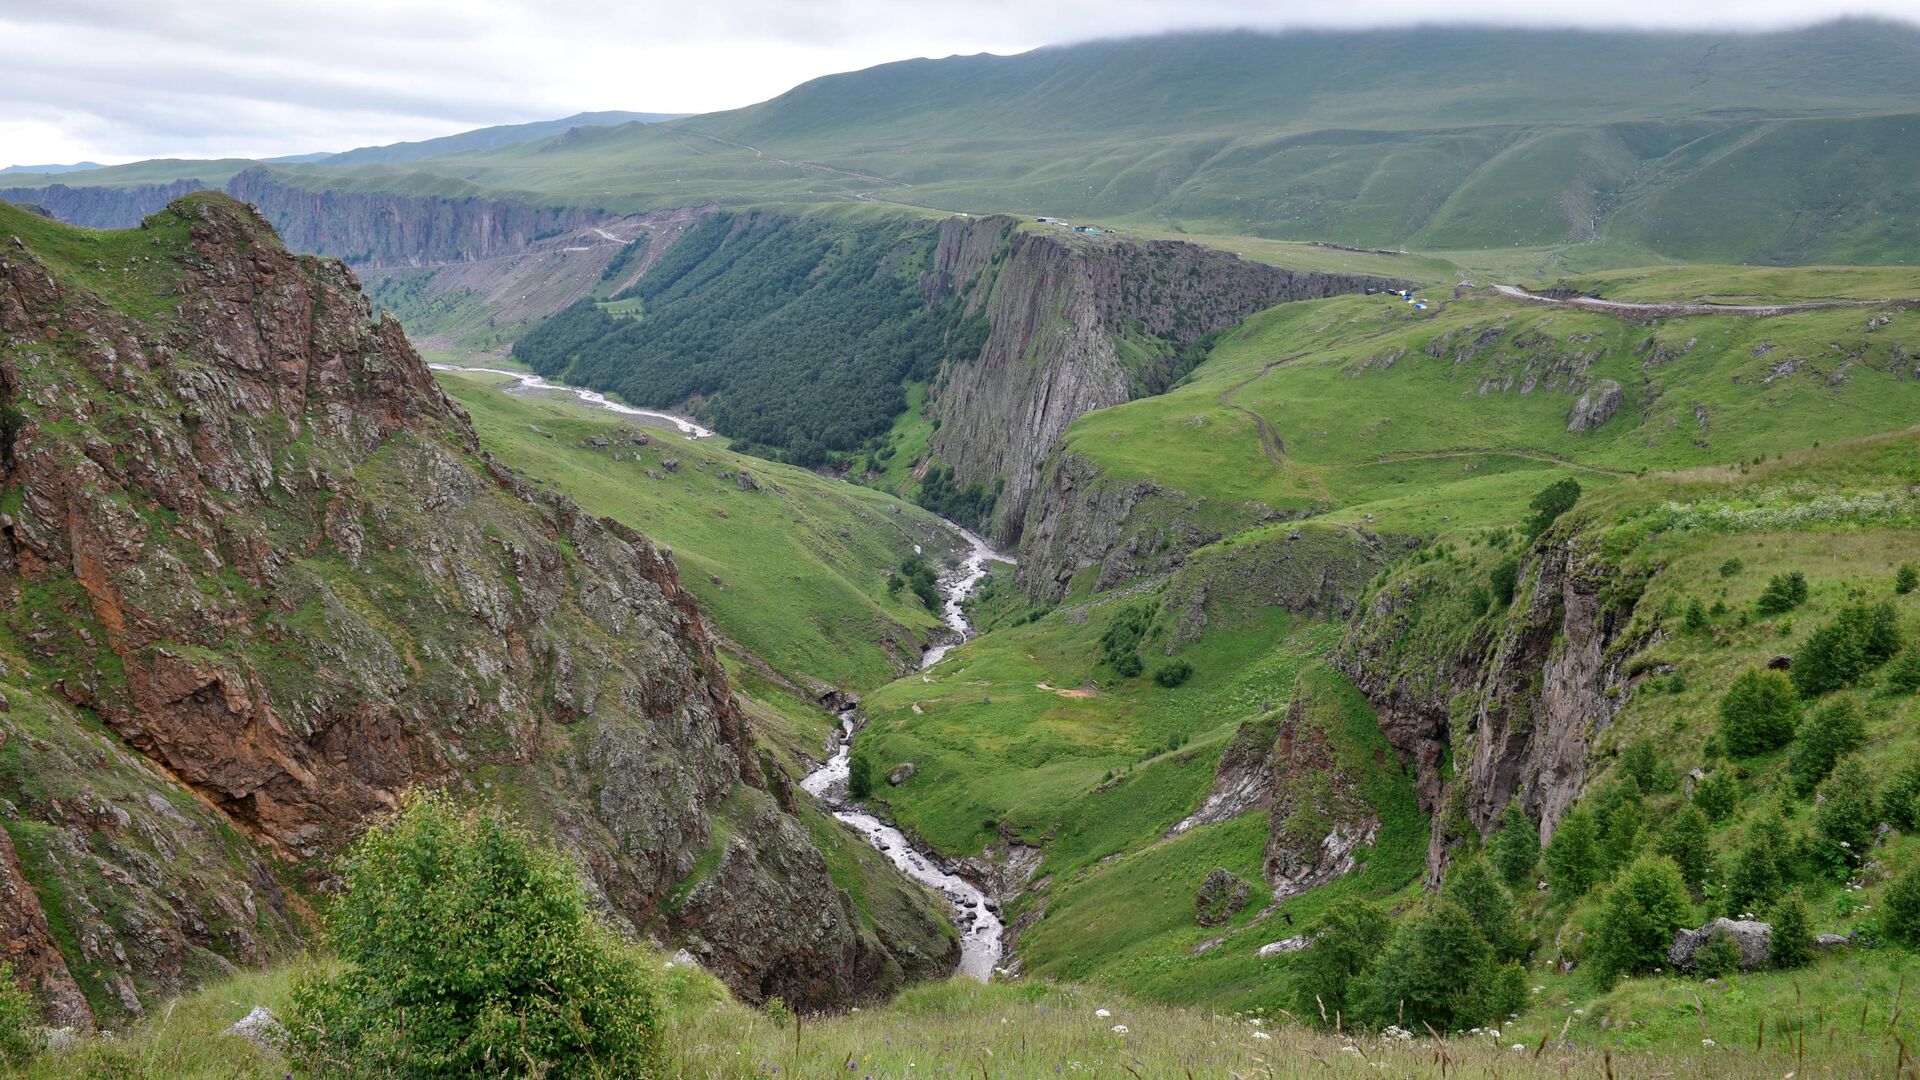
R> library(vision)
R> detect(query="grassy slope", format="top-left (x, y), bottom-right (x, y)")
top-left (435, 370), bottom-right (962, 761)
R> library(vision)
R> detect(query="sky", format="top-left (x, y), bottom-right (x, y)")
top-left (3, 0), bottom-right (1917, 168)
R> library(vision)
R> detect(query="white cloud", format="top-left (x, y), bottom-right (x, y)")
top-left (2, 0), bottom-right (1915, 167)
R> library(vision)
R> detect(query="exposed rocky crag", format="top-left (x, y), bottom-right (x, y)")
top-left (928, 219), bottom-right (1400, 544)
top-left (0, 180), bottom-right (212, 229)
top-left (1336, 526), bottom-right (1650, 881)
top-left (0, 193), bottom-right (952, 1022)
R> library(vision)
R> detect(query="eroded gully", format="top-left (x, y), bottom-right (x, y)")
top-left (433, 363), bottom-right (1017, 980)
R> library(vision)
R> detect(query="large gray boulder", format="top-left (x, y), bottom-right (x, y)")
top-left (1670, 917), bottom-right (1771, 972)
top-left (1566, 379), bottom-right (1624, 432)
top-left (1194, 867), bottom-right (1253, 927)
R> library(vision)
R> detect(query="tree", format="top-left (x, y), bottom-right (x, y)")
top-left (1886, 647), bottom-right (1920, 694)
top-left (848, 750), bottom-right (875, 800)
top-left (1684, 598), bottom-right (1710, 633)
top-left (1444, 857), bottom-right (1527, 962)
top-left (1526, 479), bottom-right (1582, 538)
top-left (1882, 758), bottom-right (1920, 831)
top-left (1788, 694), bottom-right (1866, 797)
top-left (1490, 799), bottom-right (1540, 889)
top-left (1885, 862), bottom-right (1920, 948)
top-left (1291, 898), bottom-right (1392, 1026)
top-left (1546, 807), bottom-right (1601, 899)
top-left (1353, 900), bottom-right (1499, 1032)
top-left (1656, 805), bottom-right (1713, 897)
top-left (283, 792), bottom-right (661, 1078)
top-left (1793, 601), bottom-right (1902, 698)
top-left (1898, 564), bottom-right (1919, 595)
top-left (1154, 660), bottom-right (1194, 688)
top-left (1490, 557), bottom-right (1521, 608)
top-left (1717, 668), bottom-right (1799, 757)
top-left (1723, 834), bottom-right (1784, 917)
top-left (1591, 855), bottom-right (1695, 986)
top-left (1694, 770), bottom-right (1741, 822)
top-left (1813, 758), bottom-right (1877, 874)
top-left (1596, 785), bottom-right (1646, 872)
top-left (1767, 891), bottom-right (1816, 970)
top-left (1620, 738), bottom-right (1659, 791)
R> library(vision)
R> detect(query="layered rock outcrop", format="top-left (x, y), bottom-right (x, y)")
top-left (0, 193), bottom-right (952, 1021)
top-left (928, 219), bottom-right (1400, 544)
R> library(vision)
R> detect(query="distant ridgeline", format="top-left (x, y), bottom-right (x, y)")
top-left (511, 212), bottom-right (987, 464)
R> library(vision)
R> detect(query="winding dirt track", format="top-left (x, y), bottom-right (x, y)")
top-left (1492, 283), bottom-right (1908, 317)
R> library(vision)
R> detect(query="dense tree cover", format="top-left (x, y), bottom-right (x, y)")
top-left (893, 555), bottom-right (941, 612)
top-left (1443, 858), bottom-right (1527, 962)
top-left (1291, 899), bottom-right (1392, 1025)
top-left (1154, 660), bottom-right (1194, 687)
top-left (512, 213), bottom-right (986, 461)
top-left (1099, 602), bottom-right (1155, 679)
top-left (916, 462), bottom-right (997, 529)
top-left (1717, 667), bottom-right (1800, 757)
top-left (284, 792), bottom-right (661, 1077)
top-left (1351, 898), bottom-right (1526, 1032)
top-left (1525, 478), bottom-right (1581, 538)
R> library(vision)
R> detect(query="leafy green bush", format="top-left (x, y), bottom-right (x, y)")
top-left (1787, 694), bottom-right (1866, 797)
top-left (1099, 602), bottom-right (1154, 678)
top-left (1684, 598), bottom-right (1709, 633)
top-left (283, 792), bottom-right (661, 1078)
top-left (1291, 899), bottom-right (1393, 1027)
top-left (1885, 863), bottom-right (1920, 947)
top-left (1792, 601), bottom-right (1901, 698)
top-left (1656, 805), bottom-right (1713, 896)
top-left (1755, 572), bottom-right (1808, 616)
top-left (0, 962), bottom-right (37, 1069)
top-left (1813, 758), bottom-right (1877, 874)
top-left (1722, 834), bottom-right (1784, 917)
top-left (1693, 770), bottom-right (1741, 821)
top-left (1489, 557), bottom-right (1521, 608)
top-left (1490, 799), bottom-right (1539, 889)
top-left (1897, 564), bottom-right (1918, 595)
top-left (1885, 647), bottom-right (1920, 694)
top-left (896, 555), bottom-right (941, 611)
top-left (1882, 758), bottom-right (1920, 831)
top-left (1353, 900), bottom-right (1503, 1032)
top-left (1443, 858), bottom-right (1527, 962)
top-left (1526, 478), bottom-right (1582, 539)
top-left (1153, 660), bottom-right (1193, 688)
top-left (1591, 855), bottom-right (1694, 986)
top-left (1719, 558), bottom-right (1744, 578)
top-left (1546, 807), bottom-right (1600, 899)
top-left (1694, 928), bottom-right (1742, 979)
top-left (1717, 668), bottom-right (1800, 757)
top-left (1767, 891), bottom-right (1816, 970)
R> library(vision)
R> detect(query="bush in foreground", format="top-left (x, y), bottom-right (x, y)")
top-left (0, 962), bottom-right (37, 1069)
top-left (283, 791), bottom-right (661, 1078)
top-left (1591, 855), bottom-right (1694, 986)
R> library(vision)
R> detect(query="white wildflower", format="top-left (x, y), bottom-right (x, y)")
top-left (1253, 1031), bottom-right (1273, 1041)
top-left (1702, 1038), bottom-right (1716, 1047)
top-left (1095, 1008), bottom-right (1111, 1018)
top-left (1511, 1044), bottom-right (1527, 1052)
top-left (1110, 1024), bottom-right (1128, 1035)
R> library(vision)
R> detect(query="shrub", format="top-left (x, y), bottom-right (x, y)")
top-left (1787, 694), bottom-right (1867, 797)
top-left (1755, 572), bottom-right (1808, 616)
top-left (1291, 898), bottom-right (1392, 1026)
top-left (1882, 759), bottom-right (1920, 831)
top-left (1593, 779), bottom-right (1646, 872)
top-left (1656, 805), bottom-right (1713, 897)
top-left (1490, 799), bottom-right (1539, 889)
top-left (1694, 770), bottom-right (1740, 822)
top-left (1619, 738), bottom-right (1659, 791)
top-left (283, 792), bottom-right (661, 1078)
top-left (1443, 858), bottom-right (1526, 963)
top-left (1694, 928), bottom-right (1742, 979)
top-left (1546, 807), bottom-right (1601, 899)
top-left (896, 555), bottom-right (940, 612)
top-left (1526, 478), bottom-right (1582, 539)
top-left (1154, 660), bottom-right (1193, 688)
top-left (1885, 863), bottom-right (1920, 947)
top-left (1591, 855), bottom-right (1694, 985)
top-left (1793, 601), bottom-right (1902, 698)
top-left (1353, 900), bottom-right (1500, 1032)
top-left (1717, 668), bottom-right (1799, 757)
top-left (1723, 834), bottom-right (1784, 917)
top-left (1813, 758), bottom-right (1877, 874)
top-left (1886, 647), bottom-right (1920, 694)
top-left (1100, 602), bottom-right (1153, 677)
top-left (1684, 598), bottom-right (1709, 633)
top-left (848, 750), bottom-right (875, 800)
top-left (1767, 891), bottom-right (1816, 970)
top-left (1719, 558), bottom-right (1744, 578)
top-left (1898, 564), bottom-right (1918, 595)
top-left (0, 963), bottom-right (36, 1069)
top-left (1490, 557), bottom-right (1521, 608)
top-left (1114, 652), bottom-right (1144, 678)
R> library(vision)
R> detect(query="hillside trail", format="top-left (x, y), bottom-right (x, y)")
top-left (1492, 283), bottom-right (1908, 317)
top-left (1351, 447), bottom-right (1632, 477)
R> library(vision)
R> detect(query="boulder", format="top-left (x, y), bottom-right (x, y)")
top-left (1565, 379), bottom-right (1624, 432)
top-left (662, 458), bottom-right (680, 472)
top-left (224, 1005), bottom-right (283, 1049)
top-left (887, 763), bottom-right (917, 786)
top-left (737, 471), bottom-right (760, 492)
top-left (1257, 934), bottom-right (1309, 958)
top-left (1669, 918), bottom-right (1771, 972)
top-left (1816, 933), bottom-right (1851, 950)
top-left (1194, 867), bottom-right (1253, 927)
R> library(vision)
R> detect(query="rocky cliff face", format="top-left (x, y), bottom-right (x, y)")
top-left (928, 220), bottom-right (1399, 545)
top-left (0, 180), bottom-right (212, 229)
top-left (227, 167), bottom-right (620, 266)
top-left (1335, 527), bottom-right (1650, 881)
top-left (0, 194), bottom-right (951, 1022)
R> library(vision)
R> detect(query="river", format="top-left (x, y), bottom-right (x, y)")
top-left (432, 361), bottom-right (1019, 980)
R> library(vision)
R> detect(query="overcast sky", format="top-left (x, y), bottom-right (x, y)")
top-left (3, 0), bottom-right (1915, 168)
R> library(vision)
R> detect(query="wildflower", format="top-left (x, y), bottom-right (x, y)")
top-left (1383, 1025), bottom-right (1414, 1041)
top-left (1530, 986), bottom-right (1545, 994)
top-left (1248, 1017), bottom-right (1262, 1026)
top-left (1253, 1031), bottom-right (1272, 1041)
top-left (1341, 1047), bottom-right (1364, 1057)
top-left (1511, 1045), bottom-right (1527, 1052)
top-left (1095, 1008), bottom-right (1111, 1018)
top-left (1110, 1024), bottom-right (1128, 1035)
top-left (1702, 1038), bottom-right (1716, 1047)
